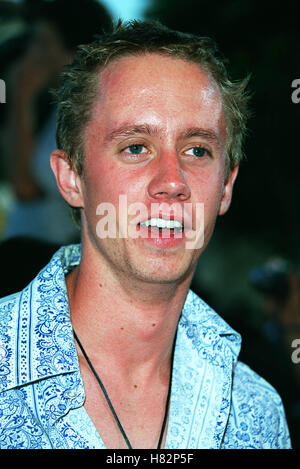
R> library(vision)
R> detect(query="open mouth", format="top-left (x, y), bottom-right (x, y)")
top-left (138, 217), bottom-right (184, 236)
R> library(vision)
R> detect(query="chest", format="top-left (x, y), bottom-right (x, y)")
top-left (79, 364), bottom-right (170, 449)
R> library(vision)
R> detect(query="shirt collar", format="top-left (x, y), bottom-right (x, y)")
top-left (1, 244), bottom-right (241, 395)
top-left (166, 291), bottom-right (241, 449)
top-left (181, 289), bottom-right (241, 364)
top-left (0, 244), bottom-right (82, 392)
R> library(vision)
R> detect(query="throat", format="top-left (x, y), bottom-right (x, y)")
top-left (74, 329), bottom-right (175, 449)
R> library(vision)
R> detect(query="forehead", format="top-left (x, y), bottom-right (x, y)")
top-left (88, 53), bottom-right (225, 140)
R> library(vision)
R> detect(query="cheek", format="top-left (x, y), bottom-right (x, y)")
top-left (83, 157), bottom-right (140, 211)
top-left (191, 168), bottom-right (224, 207)
top-left (190, 172), bottom-right (225, 241)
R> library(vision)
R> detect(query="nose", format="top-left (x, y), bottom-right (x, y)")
top-left (147, 151), bottom-right (191, 202)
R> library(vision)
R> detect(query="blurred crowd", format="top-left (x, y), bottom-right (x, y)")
top-left (0, 0), bottom-right (112, 244)
top-left (191, 256), bottom-right (300, 447)
top-left (224, 258), bottom-right (300, 447)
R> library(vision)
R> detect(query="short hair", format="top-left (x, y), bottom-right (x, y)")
top-left (53, 20), bottom-right (250, 224)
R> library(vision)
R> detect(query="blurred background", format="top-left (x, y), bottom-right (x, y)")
top-left (0, 0), bottom-right (300, 447)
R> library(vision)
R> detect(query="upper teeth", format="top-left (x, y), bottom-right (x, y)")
top-left (140, 218), bottom-right (183, 230)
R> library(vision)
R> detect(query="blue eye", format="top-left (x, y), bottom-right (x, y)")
top-left (186, 147), bottom-right (207, 158)
top-left (127, 144), bottom-right (146, 154)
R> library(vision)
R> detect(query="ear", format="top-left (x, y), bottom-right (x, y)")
top-left (50, 150), bottom-right (84, 208)
top-left (218, 164), bottom-right (239, 216)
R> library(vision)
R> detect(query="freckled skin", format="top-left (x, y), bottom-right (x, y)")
top-left (77, 53), bottom-right (237, 286)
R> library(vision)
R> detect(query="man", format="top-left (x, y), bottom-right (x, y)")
top-left (0, 20), bottom-right (291, 449)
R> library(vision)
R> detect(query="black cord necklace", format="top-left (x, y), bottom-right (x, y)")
top-left (73, 330), bottom-right (174, 449)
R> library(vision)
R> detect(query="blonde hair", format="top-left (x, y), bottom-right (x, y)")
top-left (53, 20), bottom-right (250, 224)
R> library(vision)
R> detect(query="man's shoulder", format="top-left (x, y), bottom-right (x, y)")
top-left (0, 243), bottom-right (81, 338)
top-left (0, 243), bottom-right (81, 307)
top-left (234, 360), bottom-right (284, 404)
top-left (227, 360), bottom-right (291, 448)
top-left (185, 291), bottom-right (285, 403)
top-left (0, 291), bottom-right (20, 306)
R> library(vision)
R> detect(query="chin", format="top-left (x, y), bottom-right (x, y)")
top-left (127, 255), bottom-right (197, 285)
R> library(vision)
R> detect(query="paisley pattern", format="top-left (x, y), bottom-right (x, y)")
top-left (0, 244), bottom-right (291, 449)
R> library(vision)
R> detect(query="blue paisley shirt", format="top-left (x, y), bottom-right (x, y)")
top-left (0, 244), bottom-right (291, 449)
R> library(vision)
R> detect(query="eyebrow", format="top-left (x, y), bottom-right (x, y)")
top-left (105, 124), bottom-right (222, 147)
top-left (105, 124), bottom-right (160, 142)
top-left (178, 127), bottom-right (222, 148)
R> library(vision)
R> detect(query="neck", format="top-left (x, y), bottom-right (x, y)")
top-left (66, 243), bottom-right (193, 380)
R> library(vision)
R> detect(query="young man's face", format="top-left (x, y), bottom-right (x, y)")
top-left (67, 53), bottom-right (238, 284)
